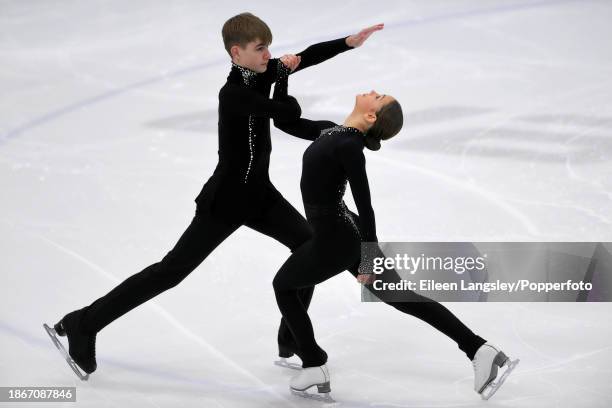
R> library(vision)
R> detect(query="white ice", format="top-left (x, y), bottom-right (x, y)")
top-left (1, 0), bottom-right (611, 407)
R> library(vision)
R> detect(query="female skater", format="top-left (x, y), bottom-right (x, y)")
top-left (270, 61), bottom-right (519, 401)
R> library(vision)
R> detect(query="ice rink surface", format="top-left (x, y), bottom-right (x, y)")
top-left (1, 0), bottom-right (611, 406)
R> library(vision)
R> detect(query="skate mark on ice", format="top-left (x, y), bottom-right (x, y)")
top-left (563, 123), bottom-right (612, 199)
top-left (511, 345), bottom-right (612, 377)
top-left (371, 154), bottom-right (539, 236)
top-left (0, 319), bottom-right (308, 403)
top-left (458, 79), bottom-right (612, 173)
top-left (0, 0), bottom-right (584, 145)
top-left (0, 322), bottom-right (128, 407)
top-left (503, 196), bottom-right (611, 226)
top-left (509, 305), bottom-right (558, 362)
top-left (28, 232), bottom-right (299, 406)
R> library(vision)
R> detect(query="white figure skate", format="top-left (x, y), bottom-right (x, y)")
top-left (290, 364), bottom-right (334, 403)
top-left (274, 357), bottom-right (302, 370)
top-left (472, 343), bottom-right (519, 400)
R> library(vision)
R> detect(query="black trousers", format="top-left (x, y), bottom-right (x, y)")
top-left (273, 208), bottom-right (486, 368)
top-left (80, 188), bottom-right (313, 355)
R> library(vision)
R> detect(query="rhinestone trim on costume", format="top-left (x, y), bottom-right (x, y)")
top-left (319, 125), bottom-right (362, 139)
top-left (342, 207), bottom-right (362, 240)
top-left (277, 59), bottom-right (291, 79)
top-left (232, 63), bottom-right (258, 184)
top-left (232, 62), bottom-right (257, 87)
top-left (336, 126), bottom-right (362, 239)
top-left (244, 116), bottom-right (255, 183)
top-left (308, 126), bottom-right (364, 239)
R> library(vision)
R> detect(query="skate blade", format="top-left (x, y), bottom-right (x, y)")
top-left (43, 323), bottom-right (89, 381)
top-left (291, 387), bottom-right (335, 403)
top-left (274, 358), bottom-right (302, 370)
top-left (480, 358), bottom-right (519, 400)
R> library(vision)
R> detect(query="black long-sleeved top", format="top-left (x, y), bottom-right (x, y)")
top-left (195, 37), bottom-right (353, 221)
top-left (272, 75), bottom-right (378, 243)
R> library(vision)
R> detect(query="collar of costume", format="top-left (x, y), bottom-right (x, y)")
top-left (230, 62), bottom-right (257, 87)
top-left (341, 125), bottom-right (364, 135)
top-left (320, 125), bottom-right (365, 144)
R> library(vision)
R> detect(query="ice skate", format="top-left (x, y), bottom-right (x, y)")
top-left (274, 357), bottom-right (302, 370)
top-left (274, 343), bottom-right (302, 370)
top-left (290, 364), bottom-right (334, 403)
top-left (43, 309), bottom-right (97, 380)
top-left (472, 343), bottom-right (519, 400)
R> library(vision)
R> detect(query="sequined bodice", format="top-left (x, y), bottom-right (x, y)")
top-left (301, 126), bottom-right (361, 208)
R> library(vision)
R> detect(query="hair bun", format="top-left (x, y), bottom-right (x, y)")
top-left (364, 134), bottom-right (381, 151)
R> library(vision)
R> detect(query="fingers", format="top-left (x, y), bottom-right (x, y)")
top-left (287, 55), bottom-right (300, 72)
top-left (280, 54), bottom-right (300, 71)
top-left (361, 23), bottom-right (384, 35)
top-left (280, 55), bottom-right (290, 67)
top-left (350, 23), bottom-right (384, 47)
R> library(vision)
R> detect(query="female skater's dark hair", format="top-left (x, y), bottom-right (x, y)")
top-left (222, 12), bottom-right (273, 56)
top-left (364, 100), bottom-right (404, 151)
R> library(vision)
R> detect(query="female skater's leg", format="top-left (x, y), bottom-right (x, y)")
top-left (349, 263), bottom-right (486, 359)
top-left (272, 224), bottom-right (359, 368)
top-left (244, 189), bottom-right (315, 357)
top-left (345, 209), bottom-right (486, 360)
top-left (273, 242), bottom-right (336, 367)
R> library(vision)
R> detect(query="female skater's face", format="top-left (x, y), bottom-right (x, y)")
top-left (231, 39), bottom-right (271, 73)
top-left (355, 90), bottom-right (395, 114)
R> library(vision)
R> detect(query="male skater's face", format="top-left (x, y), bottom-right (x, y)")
top-left (232, 39), bottom-right (271, 73)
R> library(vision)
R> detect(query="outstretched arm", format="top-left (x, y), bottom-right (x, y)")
top-left (272, 62), bottom-right (337, 141)
top-left (291, 23), bottom-right (384, 74)
top-left (290, 37), bottom-right (352, 74)
top-left (267, 23), bottom-right (384, 80)
top-left (275, 117), bottom-right (338, 141)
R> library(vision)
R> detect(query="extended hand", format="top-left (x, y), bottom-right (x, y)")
top-left (280, 54), bottom-right (301, 72)
top-left (346, 23), bottom-right (384, 48)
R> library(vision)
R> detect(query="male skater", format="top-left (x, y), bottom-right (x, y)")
top-left (43, 12), bottom-right (384, 380)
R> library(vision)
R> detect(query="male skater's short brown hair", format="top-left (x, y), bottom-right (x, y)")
top-left (222, 13), bottom-right (273, 57)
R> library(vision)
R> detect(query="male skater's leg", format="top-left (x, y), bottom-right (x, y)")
top-left (51, 204), bottom-right (240, 375)
top-left (243, 189), bottom-right (314, 357)
top-left (81, 205), bottom-right (240, 332)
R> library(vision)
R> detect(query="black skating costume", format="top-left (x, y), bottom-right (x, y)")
top-left (271, 72), bottom-right (487, 368)
top-left (53, 38), bottom-right (355, 373)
